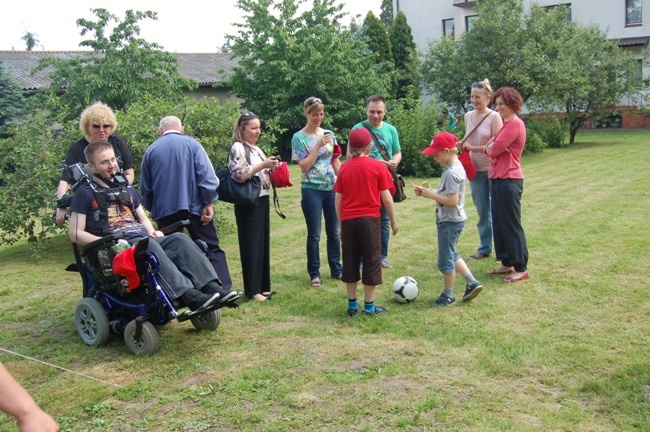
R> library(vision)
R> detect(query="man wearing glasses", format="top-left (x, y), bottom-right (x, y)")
top-left (140, 116), bottom-right (234, 291)
top-left (55, 102), bottom-right (135, 225)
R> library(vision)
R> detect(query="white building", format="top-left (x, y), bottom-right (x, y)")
top-left (394, 0), bottom-right (650, 127)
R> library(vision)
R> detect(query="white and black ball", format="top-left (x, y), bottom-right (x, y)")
top-left (392, 276), bottom-right (419, 303)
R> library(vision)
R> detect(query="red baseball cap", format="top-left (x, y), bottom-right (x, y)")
top-left (348, 128), bottom-right (372, 148)
top-left (421, 132), bottom-right (457, 155)
top-left (112, 246), bottom-right (141, 290)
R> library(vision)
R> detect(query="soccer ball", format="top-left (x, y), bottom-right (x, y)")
top-left (392, 276), bottom-right (419, 303)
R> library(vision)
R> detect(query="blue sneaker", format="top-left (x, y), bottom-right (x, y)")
top-left (347, 308), bottom-right (359, 317)
top-left (362, 305), bottom-right (387, 316)
top-left (432, 293), bottom-right (456, 307)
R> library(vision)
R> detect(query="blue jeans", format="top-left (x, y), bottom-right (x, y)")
top-left (437, 221), bottom-right (465, 274)
top-left (301, 188), bottom-right (342, 279)
top-left (469, 171), bottom-right (492, 255)
top-left (380, 204), bottom-right (390, 260)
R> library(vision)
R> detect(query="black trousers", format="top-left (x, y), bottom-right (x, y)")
top-left (156, 210), bottom-right (233, 290)
top-left (234, 196), bottom-right (271, 298)
top-left (490, 178), bottom-right (528, 272)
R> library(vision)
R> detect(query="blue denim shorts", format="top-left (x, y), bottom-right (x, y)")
top-left (437, 221), bottom-right (466, 274)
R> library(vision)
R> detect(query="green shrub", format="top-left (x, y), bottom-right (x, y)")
top-left (525, 116), bottom-right (567, 148)
top-left (390, 98), bottom-right (446, 178)
top-left (0, 96), bottom-right (258, 248)
top-left (524, 128), bottom-right (547, 154)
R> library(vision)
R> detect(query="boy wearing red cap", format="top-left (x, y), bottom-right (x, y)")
top-left (415, 132), bottom-right (483, 306)
top-left (334, 128), bottom-right (399, 317)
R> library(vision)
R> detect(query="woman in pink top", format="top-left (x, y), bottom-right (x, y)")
top-left (461, 79), bottom-right (503, 260)
top-left (484, 87), bottom-right (529, 283)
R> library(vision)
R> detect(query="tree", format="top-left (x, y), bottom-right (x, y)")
top-left (362, 12), bottom-right (396, 98)
top-left (21, 32), bottom-right (40, 51)
top-left (0, 60), bottom-right (26, 138)
top-left (380, 0), bottom-right (394, 30)
top-left (225, 0), bottom-right (390, 152)
top-left (33, 9), bottom-right (196, 119)
top-left (389, 11), bottom-right (420, 104)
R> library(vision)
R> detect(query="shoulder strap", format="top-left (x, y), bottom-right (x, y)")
top-left (362, 121), bottom-right (391, 161)
top-left (459, 111), bottom-right (493, 145)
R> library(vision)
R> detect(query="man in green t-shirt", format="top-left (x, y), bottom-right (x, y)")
top-left (348, 95), bottom-right (402, 268)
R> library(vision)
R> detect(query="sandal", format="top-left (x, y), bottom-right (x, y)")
top-left (262, 291), bottom-right (277, 300)
top-left (503, 272), bottom-right (530, 283)
top-left (469, 252), bottom-right (491, 260)
top-left (311, 278), bottom-right (321, 288)
top-left (487, 267), bottom-right (515, 275)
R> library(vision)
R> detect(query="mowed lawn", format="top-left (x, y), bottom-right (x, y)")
top-left (1, 129), bottom-right (648, 431)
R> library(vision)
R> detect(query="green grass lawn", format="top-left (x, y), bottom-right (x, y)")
top-left (1, 129), bottom-right (649, 431)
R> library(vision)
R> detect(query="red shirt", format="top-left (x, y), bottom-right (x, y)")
top-left (488, 116), bottom-right (526, 179)
top-left (334, 156), bottom-right (393, 221)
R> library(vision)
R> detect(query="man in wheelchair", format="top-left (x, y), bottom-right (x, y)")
top-left (68, 140), bottom-right (242, 312)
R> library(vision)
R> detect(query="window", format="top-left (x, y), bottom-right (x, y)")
top-left (465, 15), bottom-right (478, 31)
top-left (545, 3), bottom-right (572, 21)
top-left (442, 19), bottom-right (455, 38)
top-left (626, 0), bottom-right (642, 26)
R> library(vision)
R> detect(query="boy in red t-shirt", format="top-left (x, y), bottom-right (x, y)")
top-left (334, 128), bottom-right (399, 316)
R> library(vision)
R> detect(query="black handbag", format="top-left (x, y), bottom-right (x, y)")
top-left (216, 145), bottom-right (261, 206)
top-left (362, 121), bottom-right (407, 203)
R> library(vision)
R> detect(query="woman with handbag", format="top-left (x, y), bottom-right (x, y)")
top-left (291, 97), bottom-right (343, 287)
top-left (460, 79), bottom-right (503, 260)
top-left (228, 112), bottom-right (280, 301)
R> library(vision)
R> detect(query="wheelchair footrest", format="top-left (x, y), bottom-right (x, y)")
top-left (176, 300), bottom-right (239, 322)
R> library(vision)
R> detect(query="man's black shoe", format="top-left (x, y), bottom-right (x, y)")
top-left (182, 290), bottom-right (220, 312)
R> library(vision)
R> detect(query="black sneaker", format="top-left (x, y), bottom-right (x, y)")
top-left (462, 281), bottom-right (483, 302)
top-left (182, 290), bottom-right (220, 312)
top-left (432, 293), bottom-right (456, 307)
top-left (347, 308), bottom-right (359, 317)
top-left (362, 305), bottom-right (388, 316)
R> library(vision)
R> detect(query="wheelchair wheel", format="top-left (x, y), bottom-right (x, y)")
top-left (190, 309), bottom-right (221, 331)
top-left (124, 320), bottom-right (159, 355)
top-left (75, 298), bottom-right (110, 347)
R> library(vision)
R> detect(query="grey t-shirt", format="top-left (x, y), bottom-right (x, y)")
top-left (436, 160), bottom-right (467, 223)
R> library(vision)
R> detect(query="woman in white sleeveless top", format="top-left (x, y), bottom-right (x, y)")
top-left (461, 79), bottom-right (503, 260)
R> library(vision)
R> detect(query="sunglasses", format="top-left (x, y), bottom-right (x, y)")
top-left (305, 97), bottom-right (323, 107)
top-left (238, 111), bottom-right (257, 125)
top-left (471, 82), bottom-right (485, 89)
top-left (92, 124), bottom-right (112, 129)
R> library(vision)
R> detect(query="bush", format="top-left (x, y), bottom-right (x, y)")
top-left (523, 128), bottom-right (547, 154)
top-left (525, 116), bottom-right (567, 148)
top-left (0, 96), bottom-right (265, 249)
top-left (390, 98), bottom-right (447, 178)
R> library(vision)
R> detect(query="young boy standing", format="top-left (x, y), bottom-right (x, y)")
top-left (334, 128), bottom-right (399, 316)
top-left (414, 132), bottom-right (483, 306)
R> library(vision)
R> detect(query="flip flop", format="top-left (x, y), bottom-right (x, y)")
top-left (262, 291), bottom-right (277, 300)
top-left (469, 252), bottom-right (491, 260)
top-left (311, 278), bottom-right (321, 288)
top-left (487, 268), bottom-right (515, 275)
top-left (503, 272), bottom-right (530, 283)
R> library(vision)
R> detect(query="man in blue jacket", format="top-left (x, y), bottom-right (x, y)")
top-left (141, 116), bottom-right (233, 290)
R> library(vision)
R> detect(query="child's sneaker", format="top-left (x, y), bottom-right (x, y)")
top-left (462, 281), bottom-right (483, 302)
top-left (347, 308), bottom-right (359, 317)
top-left (432, 293), bottom-right (456, 307)
top-left (362, 305), bottom-right (387, 316)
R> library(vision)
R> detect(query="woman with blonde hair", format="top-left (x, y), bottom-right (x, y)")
top-left (55, 102), bottom-right (134, 224)
top-left (461, 79), bottom-right (503, 260)
top-left (291, 97), bottom-right (342, 287)
top-left (228, 112), bottom-right (280, 301)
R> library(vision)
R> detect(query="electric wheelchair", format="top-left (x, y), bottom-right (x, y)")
top-left (61, 163), bottom-right (230, 355)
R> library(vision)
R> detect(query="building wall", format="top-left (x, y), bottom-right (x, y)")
top-left (396, 0), bottom-right (650, 45)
